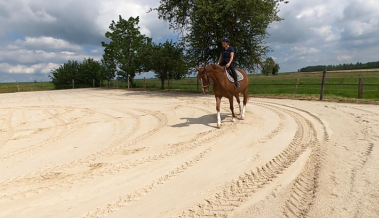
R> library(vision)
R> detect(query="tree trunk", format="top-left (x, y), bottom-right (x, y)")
top-left (160, 78), bottom-right (165, 89)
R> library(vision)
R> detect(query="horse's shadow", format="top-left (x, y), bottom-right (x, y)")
top-left (171, 113), bottom-right (232, 128)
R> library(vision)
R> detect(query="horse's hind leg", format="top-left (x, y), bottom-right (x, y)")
top-left (241, 88), bottom-right (248, 119)
top-left (229, 97), bottom-right (236, 122)
top-left (235, 93), bottom-right (242, 117)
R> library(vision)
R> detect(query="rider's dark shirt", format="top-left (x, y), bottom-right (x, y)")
top-left (221, 46), bottom-right (235, 64)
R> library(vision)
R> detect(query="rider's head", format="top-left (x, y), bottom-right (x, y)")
top-left (222, 37), bottom-right (230, 45)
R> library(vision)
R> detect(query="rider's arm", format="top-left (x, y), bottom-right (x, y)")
top-left (226, 52), bottom-right (234, 67)
top-left (228, 52), bottom-right (234, 66)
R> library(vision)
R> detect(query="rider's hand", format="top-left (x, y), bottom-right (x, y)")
top-left (226, 63), bottom-right (230, 68)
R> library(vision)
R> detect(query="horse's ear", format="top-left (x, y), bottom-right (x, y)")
top-left (195, 66), bottom-right (200, 72)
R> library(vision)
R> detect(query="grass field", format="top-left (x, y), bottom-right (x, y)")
top-left (0, 82), bottom-right (55, 93)
top-left (1, 69), bottom-right (378, 102)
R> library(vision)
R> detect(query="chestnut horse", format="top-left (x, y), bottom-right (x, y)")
top-left (195, 64), bottom-right (249, 128)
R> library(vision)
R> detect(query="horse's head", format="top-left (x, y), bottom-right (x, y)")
top-left (195, 66), bottom-right (212, 93)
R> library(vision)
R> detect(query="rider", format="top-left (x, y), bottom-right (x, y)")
top-left (217, 37), bottom-right (240, 88)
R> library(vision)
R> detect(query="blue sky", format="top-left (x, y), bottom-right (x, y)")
top-left (0, 0), bottom-right (378, 82)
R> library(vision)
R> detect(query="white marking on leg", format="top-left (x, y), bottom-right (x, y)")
top-left (242, 105), bottom-right (246, 119)
top-left (238, 104), bottom-right (242, 115)
top-left (217, 111), bottom-right (221, 127)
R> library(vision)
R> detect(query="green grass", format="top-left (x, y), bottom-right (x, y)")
top-left (0, 82), bottom-right (55, 93)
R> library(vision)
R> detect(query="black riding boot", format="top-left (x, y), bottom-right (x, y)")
top-left (228, 64), bottom-right (240, 88)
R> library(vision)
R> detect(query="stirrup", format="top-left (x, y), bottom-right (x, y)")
top-left (235, 82), bottom-right (240, 88)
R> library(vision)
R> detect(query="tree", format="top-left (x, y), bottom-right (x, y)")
top-left (78, 58), bottom-right (103, 87)
top-left (100, 51), bottom-right (117, 84)
top-left (146, 40), bottom-right (189, 89)
top-left (49, 60), bottom-right (80, 89)
top-left (272, 63), bottom-right (280, 75)
top-left (49, 59), bottom-right (103, 89)
top-left (152, 0), bottom-right (284, 71)
top-left (261, 57), bottom-right (279, 75)
top-left (101, 16), bottom-right (152, 86)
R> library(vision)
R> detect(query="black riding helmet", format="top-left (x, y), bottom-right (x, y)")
top-left (222, 37), bottom-right (230, 43)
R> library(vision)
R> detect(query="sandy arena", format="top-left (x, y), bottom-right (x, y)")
top-left (0, 89), bottom-right (378, 218)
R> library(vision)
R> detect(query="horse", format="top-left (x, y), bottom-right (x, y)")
top-left (195, 64), bottom-right (249, 128)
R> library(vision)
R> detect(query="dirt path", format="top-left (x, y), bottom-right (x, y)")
top-left (0, 89), bottom-right (378, 218)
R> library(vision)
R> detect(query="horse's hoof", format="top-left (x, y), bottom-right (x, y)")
top-left (232, 118), bottom-right (236, 122)
top-left (241, 115), bottom-right (245, 120)
top-left (217, 123), bottom-right (221, 128)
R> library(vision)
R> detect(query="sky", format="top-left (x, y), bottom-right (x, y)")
top-left (0, 0), bottom-right (378, 82)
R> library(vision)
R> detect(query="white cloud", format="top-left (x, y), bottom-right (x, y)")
top-left (337, 55), bottom-right (353, 62)
top-left (0, 62), bottom-right (59, 74)
top-left (296, 5), bottom-right (326, 19)
top-left (290, 47), bottom-right (320, 55)
top-left (311, 26), bottom-right (341, 42)
top-left (13, 37), bottom-right (81, 51)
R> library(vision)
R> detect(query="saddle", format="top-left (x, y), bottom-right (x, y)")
top-left (225, 68), bottom-right (243, 83)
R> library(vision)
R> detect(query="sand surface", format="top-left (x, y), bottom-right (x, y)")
top-left (0, 89), bottom-right (378, 218)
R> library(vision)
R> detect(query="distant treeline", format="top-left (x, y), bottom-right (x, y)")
top-left (300, 61), bottom-right (379, 72)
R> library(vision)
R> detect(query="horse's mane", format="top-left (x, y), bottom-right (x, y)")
top-left (205, 64), bottom-right (224, 72)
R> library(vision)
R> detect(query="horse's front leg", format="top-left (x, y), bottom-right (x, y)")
top-left (216, 96), bottom-right (222, 128)
top-left (229, 97), bottom-right (236, 122)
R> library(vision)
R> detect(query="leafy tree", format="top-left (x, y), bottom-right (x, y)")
top-left (78, 58), bottom-right (103, 87)
top-left (100, 52), bottom-right (117, 84)
top-left (49, 59), bottom-right (103, 89)
top-left (151, 0), bottom-right (284, 71)
top-left (300, 61), bottom-right (379, 72)
top-left (49, 60), bottom-right (80, 89)
top-left (272, 63), bottom-right (280, 75)
top-left (261, 57), bottom-right (279, 75)
top-left (146, 40), bottom-right (189, 89)
top-left (101, 16), bottom-right (152, 86)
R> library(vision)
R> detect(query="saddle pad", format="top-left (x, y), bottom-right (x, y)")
top-left (225, 68), bottom-right (244, 83)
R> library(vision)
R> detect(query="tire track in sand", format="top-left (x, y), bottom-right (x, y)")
top-left (0, 109), bottom-right (169, 202)
top-left (81, 121), bottom-right (238, 218)
top-left (0, 109), bottom-right (15, 149)
top-left (0, 105), bottom-right (232, 205)
top-left (168, 101), bottom-right (325, 218)
top-left (0, 107), bottom-right (96, 167)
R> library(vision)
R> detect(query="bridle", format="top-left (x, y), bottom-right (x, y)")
top-left (199, 72), bottom-right (211, 88)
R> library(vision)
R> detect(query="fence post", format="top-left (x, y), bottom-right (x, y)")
top-left (358, 77), bottom-right (364, 99)
top-left (117, 80), bottom-right (118, 89)
top-left (320, 70), bottom-right (326, 100)
top-left (16, 81), bottom-right (20, 92)
top-left (127, 77), bottom-right (130, 89)
top-left (72, 79), bottom-right (74, 89)
top-left (294, 78), bottom-right (300, 94)
top-left (143, 77), bottom-right (146, 90)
